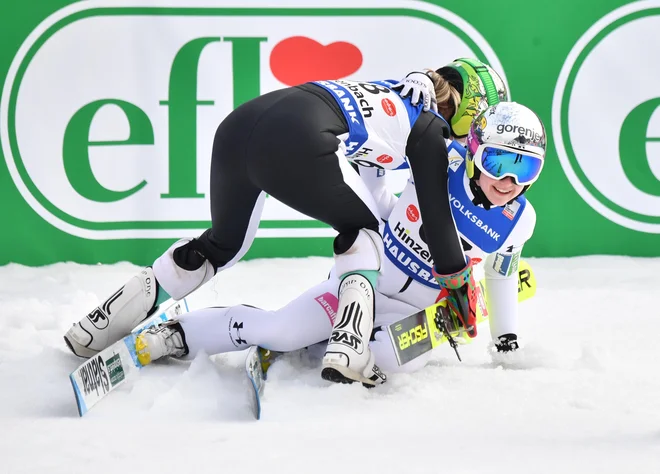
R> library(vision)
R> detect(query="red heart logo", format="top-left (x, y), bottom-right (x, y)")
top-left (270, 36), bottom-right (363, 86)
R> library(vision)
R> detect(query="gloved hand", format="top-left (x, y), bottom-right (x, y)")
top-left (432, 256), bottom-right (478, 338)
top-left (391, 71), bottom-right (437, 112)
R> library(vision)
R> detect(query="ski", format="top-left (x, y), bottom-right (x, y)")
top-left (132, 298), bottom-right (189, 334)
top-left (245, 346), bottom-right (266, 420)
top-left (245, 347), bottom-right (281, 420)
top-left (69, 299), bottom-right (189, 417)
top-left (387, 260), bottom-right (537, 366)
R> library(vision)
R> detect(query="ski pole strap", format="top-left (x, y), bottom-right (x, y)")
top-left (432, 256), bottom-right (475, 290)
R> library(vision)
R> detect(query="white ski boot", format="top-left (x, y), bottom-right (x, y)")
top-left (64, 268), bottom-right (158, 358)
top-left (322, 274), bottom-right (386, 386)
top-left (135, 321), bottom-right (188, 365)
top-left (64, 238), bottom-right (216, 359)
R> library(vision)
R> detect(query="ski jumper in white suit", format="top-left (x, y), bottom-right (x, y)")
top-left (175, 139), bottom-right (536, 373)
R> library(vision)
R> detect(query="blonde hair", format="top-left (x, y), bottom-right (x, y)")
top-left (426, 69), bottom-right (461, 122)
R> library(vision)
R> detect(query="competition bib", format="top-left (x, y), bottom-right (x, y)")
top-left (447, 161), bottom-right (526, 253)
top-left (314, 79), bottom-right (421, 170)
top-left (382, 142), bottom-right (526, 288)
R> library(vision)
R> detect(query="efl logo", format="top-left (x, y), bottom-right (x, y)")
top-left (1, 0), bottom-right (506, 239)
top-left (553, 1), bottom-right (660, 233)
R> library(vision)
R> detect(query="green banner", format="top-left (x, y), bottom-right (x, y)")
top-left (2, 0), bottom-right (659, 266)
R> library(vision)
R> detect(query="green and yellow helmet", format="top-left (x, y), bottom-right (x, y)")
top-left (437, 58), bottom-right (509, 139)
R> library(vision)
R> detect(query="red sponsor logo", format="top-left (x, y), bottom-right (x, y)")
top-left (314, 293), bottom-right (338, 325)
top-left (381, 98), bottom-right (396, 116)
top-left (377, 154), bottom-right (393, 164)
top-left (406, 204), bottom-right (419, 222)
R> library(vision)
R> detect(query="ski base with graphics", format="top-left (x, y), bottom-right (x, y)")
top-left (245, 347), bottom-right (279, 420)
top-left (69, 299), bottom-right (189, 417)
top-left (387, 260), bottom-right (537, 366)
top-left (245, 346), bottom-right (265, 420)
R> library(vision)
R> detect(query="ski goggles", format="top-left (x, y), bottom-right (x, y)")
top-left (472, 144), bottom-right (544, 186)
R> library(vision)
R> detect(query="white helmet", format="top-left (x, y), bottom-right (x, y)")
top-left (465, 102), bottom-right (546, 201)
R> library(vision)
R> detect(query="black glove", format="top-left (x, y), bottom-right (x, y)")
top-left (495, 333), bottom-right (519, 353)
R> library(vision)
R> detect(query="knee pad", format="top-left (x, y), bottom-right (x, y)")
top-left (153, 239), bottom-right (216, 300)
top-left (333, 228), bottom-right (383, 276)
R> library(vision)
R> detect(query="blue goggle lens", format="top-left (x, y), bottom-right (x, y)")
top-left (480, 147), bottom-right (543, 185)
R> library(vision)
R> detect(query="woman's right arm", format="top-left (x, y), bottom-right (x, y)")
top-left (405, 112), bottom-right (466, 274)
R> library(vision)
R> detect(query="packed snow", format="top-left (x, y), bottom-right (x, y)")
top-left (0, 256), bottom-right (658, 474)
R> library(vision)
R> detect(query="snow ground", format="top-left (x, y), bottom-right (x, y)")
top-left (0, 256), bottom-right (658, 474)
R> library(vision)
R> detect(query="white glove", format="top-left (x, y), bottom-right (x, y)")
top-left (391, 71), bottom-right (437, 112)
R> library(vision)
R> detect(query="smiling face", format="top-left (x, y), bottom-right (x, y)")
top-left (477, 174), bottom-right (524, 206)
